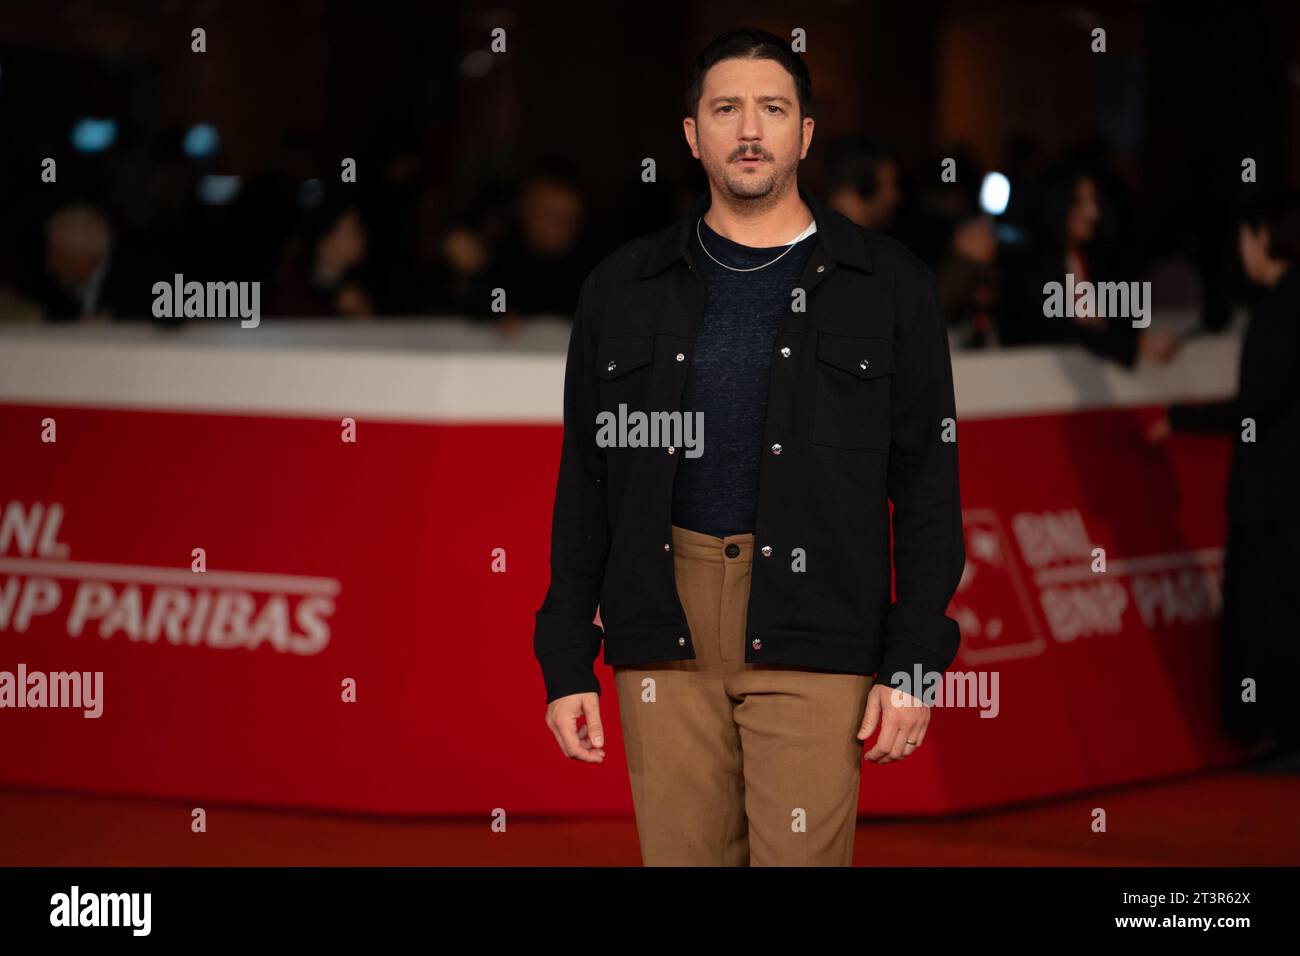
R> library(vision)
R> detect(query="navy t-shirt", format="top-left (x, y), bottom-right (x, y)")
top-left (671, 215), bottom-right (817, 537)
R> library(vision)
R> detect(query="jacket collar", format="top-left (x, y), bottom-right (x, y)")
top-left (638, 181), bottom-right (874, 279)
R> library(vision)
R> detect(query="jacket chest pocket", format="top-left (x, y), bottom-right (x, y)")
top-left (812, 332), bottom-right (895, 453)
top-left (595, 334), bottom-right (655, 413)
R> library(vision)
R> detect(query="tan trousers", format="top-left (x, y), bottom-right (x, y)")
top-left (614, 524), bottom-right (875, 866)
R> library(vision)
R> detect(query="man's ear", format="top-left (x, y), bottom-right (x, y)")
top-left (800, 116), bottom-right (815, 161)
top-left (683, 117), bottom-right (700, 159)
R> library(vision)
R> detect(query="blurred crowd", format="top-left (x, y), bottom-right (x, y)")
top-left (818, 134), bottom-right (1245, 369)
top-left (0, 130), bottom-right (1294, 373)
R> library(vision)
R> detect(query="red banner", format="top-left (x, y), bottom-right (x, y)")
top-left (0, 393), bottom-right (1244, 816)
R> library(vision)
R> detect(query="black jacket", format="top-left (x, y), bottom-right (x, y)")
top-left (534, 184), bottom-right (965, 703)
top-left (1170, 266), bottom-right (1300, 526)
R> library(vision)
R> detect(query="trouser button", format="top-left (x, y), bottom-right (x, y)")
top-left (724, 543), bottom-right (740, 558)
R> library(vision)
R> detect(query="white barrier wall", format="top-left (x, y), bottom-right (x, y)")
top-left (0, 316), bottom-right (1241, 421)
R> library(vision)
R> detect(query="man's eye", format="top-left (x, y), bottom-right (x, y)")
top-left (718, 105), bottom-right (735, 113)
top-left (766, 105), bottom-right (783, 114)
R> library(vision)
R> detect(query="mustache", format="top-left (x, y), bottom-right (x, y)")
top-left (730, 145), bottom-right (772, 161)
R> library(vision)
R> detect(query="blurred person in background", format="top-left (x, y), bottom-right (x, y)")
top-left (411, 183), bottom-right (497, 319)
top-left (483, 159), bottom-right (598, 326)
top-left (34, 204), bottom-right (151, 321)
top-left (1000, 161), bottom-right (1177, 365)
top-left (425, 222), bottom-right (493, 316)
top-left (35, 204), bottom-right (112, 319)
top-left (821, 134), bottom-right (902, 232)
top-left (360, 126), bottom-right (424, 314)
top-left (1148, 188), bottom-right (1300, 757)
top-left (939, 213), bottom-right (1001, 348)
top-left (911, 145), bottom-right (1003, 347)
top-left (895, 144), bottom-right (986, 270)
top-left (267, 196), bottom-right (376, 318)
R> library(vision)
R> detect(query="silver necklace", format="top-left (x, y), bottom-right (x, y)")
top-left (695, 216), bottom-right (807, 272)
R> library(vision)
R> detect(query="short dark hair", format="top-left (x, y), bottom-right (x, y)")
top-left (1240, 188), bottom-right (1300, 263)
top-left (685, 28), bottom-right (812, 120)
top-left (822, 135), bottom-right (895, 200)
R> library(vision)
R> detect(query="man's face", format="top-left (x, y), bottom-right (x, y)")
top-left (319, 208), bottom-right (368, 270)
top-left (45, 230), bottom-right (108, 287)
top-left (1239, 222), bottom-right (1270, 284)
top-left (521, 179), bottom-right (583, 256)
top-left (684, 56), bottom-right (813, 204)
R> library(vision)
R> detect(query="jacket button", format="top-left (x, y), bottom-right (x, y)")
top-left (667, 446), bottom-right (676, 455)
top-left (859, 359), bottom-right (870, 370)
top-left (771, 443), bottom-right (782, 455)
top-left (761, 545), bottom-right (772, 557)
top-left (816, 265), bottom-right (825, 273)
top-left (678, 636), bottom-right (686, 646)
top-left (607, 360), bottom-right (617, 372)
top-left (751, 638), bottom-right (762, 650)
top-left (780, 347), bottom-right (791, 358)
top-left (663, 542), bottom-right (671, 551)
top-left (676, 352), bottom-right (685, 362)
top-left (724, 543), bottom-right (740, 558)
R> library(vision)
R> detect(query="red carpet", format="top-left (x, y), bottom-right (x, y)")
top-left (3, 766), bottom-right (1298, 866)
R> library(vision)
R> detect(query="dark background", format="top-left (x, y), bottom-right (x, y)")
top-left (0, 0), bottom-right (1296, 324)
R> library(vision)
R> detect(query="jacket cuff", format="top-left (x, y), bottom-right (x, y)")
top-left (876, 602), bottom-right (962, 692)
top-left (534, 611), bottom-right (603, 703)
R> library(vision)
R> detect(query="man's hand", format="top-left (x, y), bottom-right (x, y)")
top-left (1138, 326), bottom-right (1181, 363)
top-left (952, 216), bottom-right (997, 266)
top-left (546, 692), bottom-right (606, 763)
top-left (1145, 413), bottom-right (1172, 443)
top-left (858, 682), bottom-right (930, 763)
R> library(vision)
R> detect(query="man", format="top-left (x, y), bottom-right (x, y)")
top-left (535, 28), bottom-right (965, 866)
top-left (822, 134), bottom-right (904, 232)
top-left (485, 161), bottom-right (599, 319)
top-left (35, 204), bottom-right (158, 322)
top-left (1149, 188), bottom-right (1300, 755)
top-left (37, 205), bottom-right (114, 320)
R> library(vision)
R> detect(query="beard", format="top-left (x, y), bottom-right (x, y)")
top-left (702, 143), bottom-right (798, 208)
